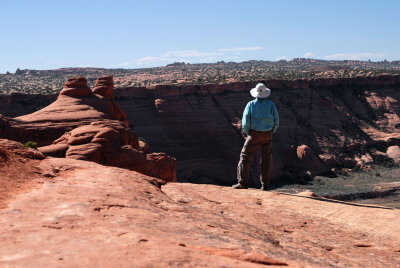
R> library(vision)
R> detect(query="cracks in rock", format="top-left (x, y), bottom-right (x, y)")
top-left (354, 244), bottom-right (373, 248)
top-left (194, 246), bottom-right (288, 266)
top-left (93, 204), bottom-right (132, 212)
top-left (42, 224), bottom-right (62, 230)
top-left (208, 92), bottom-right (244, 140)
top-left (117, 232), bottom-right (128, 237)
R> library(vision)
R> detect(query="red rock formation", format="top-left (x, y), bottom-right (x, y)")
top-left (59, 76), bottom-right (92, 97)
top-left (92, 75), bottom-right (114, 98)
top-left (0, 139), bottom-right (45, 209)
top-left (1, 76), bottom-right (176, 183)
top-left (296, 145), bottom-right (329, 176)
top-left (93, 75), bottom-right (129, 126)
top-left (2, 76), bottom-right (129, 146)
top-left (138, 139), bottom-right (151, 153)
top-left (38, 120), bottom-right (176, 182)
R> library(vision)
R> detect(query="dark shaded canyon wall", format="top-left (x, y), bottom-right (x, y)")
top-left (114, 76), bottom-right (400, 186)
top-left (0, 93), bottom-right (56, 117)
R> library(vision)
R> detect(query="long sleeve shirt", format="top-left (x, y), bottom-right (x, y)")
top-left (242, 98), bottom-right (279, 135)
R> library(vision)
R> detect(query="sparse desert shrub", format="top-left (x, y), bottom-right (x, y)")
top-left (336, 169), bottom-right (349, 177)
top-left (380, 158), bottom-right (397, 168)
top-left (352, 165), bottom-right (361, 172)
top-left (24, 141), bottom-right (38, 149)
top-left (375, 172), bottom-right (381, 177)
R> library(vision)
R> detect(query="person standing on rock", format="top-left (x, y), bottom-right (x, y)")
top-left (233, 83), bottom-right (279, 190)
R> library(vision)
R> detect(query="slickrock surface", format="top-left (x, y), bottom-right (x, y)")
top-left (0, 148), bottom-right (399, 267)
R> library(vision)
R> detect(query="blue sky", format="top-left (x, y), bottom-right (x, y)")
top-left (0, 0), bottom-right (399, 73)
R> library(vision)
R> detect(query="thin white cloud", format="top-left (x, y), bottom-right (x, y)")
top-left (116, 61), bottom-right (132, 67)
top-left (325, 52), bottom-right (386, 61)
top-left (218, 46), bottom-right (263, 52)
top-left (134, 46), bottom-right (264, 66)
top-left (199, 56), bottom-right (218, 62)
top-left (136, 56), bottom-right (172, 65)
top-left (303, 52), bottom-right (313, 58)
top-left (276, 56), bottom-right (287, 61)
top-left (164, 50), bottom-right (223, 58)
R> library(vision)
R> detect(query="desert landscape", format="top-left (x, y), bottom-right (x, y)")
top-left (1, 1), bottom-right (400, 267)
top-left (1, 59), bottom-right (400, 94)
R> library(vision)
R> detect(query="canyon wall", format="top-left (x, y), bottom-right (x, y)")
top-left (2, 75), bottom-right (400, 186)
top-left (115, 75), bottom-right (400, 186)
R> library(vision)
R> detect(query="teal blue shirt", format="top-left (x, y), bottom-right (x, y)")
top-left (242, 98), bottom-right (279, 135)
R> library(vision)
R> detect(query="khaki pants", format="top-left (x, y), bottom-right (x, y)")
top-left (237, 130), bottom-right (273, 188)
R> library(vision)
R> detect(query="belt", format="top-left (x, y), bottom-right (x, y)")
top-left (250, 129), bottom-right (272, 133)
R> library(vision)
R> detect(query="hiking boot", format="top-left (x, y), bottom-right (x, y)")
top-left (232, 183), bottom-right (248, 189)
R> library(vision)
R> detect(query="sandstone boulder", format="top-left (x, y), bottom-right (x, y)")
top-left (40, 120), bottom-right (176, 182)
top-left (296, 145), bottom-right (328, 176)
top-left (386, 146), bottom-right (400, 163)
top-left (138, 139), bottom-right (151, 153)
top-left (0, 139), bottom-right (45, 160)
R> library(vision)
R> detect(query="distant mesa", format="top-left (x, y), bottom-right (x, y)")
top-left (15, 68), bottom-right (24, 75)
top-left (166, 62), bottom-right (186, 67)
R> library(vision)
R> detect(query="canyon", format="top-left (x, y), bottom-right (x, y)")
top-left (2, 75), bottom-right (399, 187)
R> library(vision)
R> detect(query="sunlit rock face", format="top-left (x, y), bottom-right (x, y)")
top-left (3, 76), bottom-right (129, 146)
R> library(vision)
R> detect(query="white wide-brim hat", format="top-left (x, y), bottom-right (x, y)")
top-left (250, 83), bottom-right (271, 98)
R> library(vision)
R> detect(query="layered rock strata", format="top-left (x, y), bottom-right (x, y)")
top-left (2, 76), bottom-right (128, 146)
top-left (39, 120), bottom-right (176, 182)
